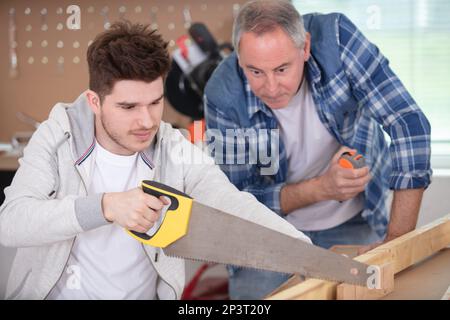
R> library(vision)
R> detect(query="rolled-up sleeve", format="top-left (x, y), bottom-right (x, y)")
top-left (337, 14), bottom-right (432, 190)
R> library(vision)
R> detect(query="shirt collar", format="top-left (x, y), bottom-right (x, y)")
top-left (305, 54), bottom-right (322, 85)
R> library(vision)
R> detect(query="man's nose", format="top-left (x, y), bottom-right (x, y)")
top-left (265, 74), bottom-right (279, 94)
top-left (137, 106), bottom-right (153, 128)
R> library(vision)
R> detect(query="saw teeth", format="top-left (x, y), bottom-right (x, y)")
top-left (164, 252), bottom-right (365, 286)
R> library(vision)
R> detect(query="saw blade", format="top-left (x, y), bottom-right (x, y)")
top-left (163, 201), bottom-right (371, 286)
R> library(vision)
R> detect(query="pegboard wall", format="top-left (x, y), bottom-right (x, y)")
top-left (0, 0), bottom-right (247, 142)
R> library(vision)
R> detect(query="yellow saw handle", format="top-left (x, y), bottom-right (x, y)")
top-left (126, 181), bottom-right (193, 248)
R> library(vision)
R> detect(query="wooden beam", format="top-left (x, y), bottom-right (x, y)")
top-left (266, 213), bottom-right (450, 300)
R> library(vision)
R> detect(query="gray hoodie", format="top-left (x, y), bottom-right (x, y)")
top-left (0, 92), bottom-right (310, 299)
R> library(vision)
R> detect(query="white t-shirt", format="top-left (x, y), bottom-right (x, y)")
top-left (272, 79), bottom-right (363, 231)
top-left (47, 141), bottom-right (157, 300)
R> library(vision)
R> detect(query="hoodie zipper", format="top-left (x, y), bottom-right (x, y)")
top-left (143, 245), bottom-right (179, 300)
top-left (43, 238), bottom-right (76, 299)
top-left (44, 131), bottom-right (86, 299)
top-left (44, 160), bottom-right (87, 299)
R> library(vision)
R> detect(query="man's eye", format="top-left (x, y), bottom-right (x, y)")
top-left (152, 99), bottom-right (162, 105)
top-left (251, 70), bottom-right (261, 76)
top-left (277, 67), bottom-right (287, 73)
top-left (122, 105), bottom-right (135, 110)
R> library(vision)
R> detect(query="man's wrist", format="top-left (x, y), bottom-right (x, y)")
top-left (310, 176), bottom-right (328, 202)
top-left (101, 193), bottom-right (114, 223)
top-left (294, 177), bottom-right (327, 204)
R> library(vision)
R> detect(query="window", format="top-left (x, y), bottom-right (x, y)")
top-left (294, 0), bottom-right (450, 168)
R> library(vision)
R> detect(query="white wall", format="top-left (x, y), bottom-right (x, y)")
top-left (1, 174), bottom-right (450, 299)
top-left (416, 173), bottom-right (450, 227)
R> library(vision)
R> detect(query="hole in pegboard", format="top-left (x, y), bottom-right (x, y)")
top-left (4, 1), bottom-right (244, 80)
top-left (28, 56), bottom-right (34, 64)
top-left (73, 56), bottom-right (80, 64)
top-left (42, 56), bottom-right (49, 64)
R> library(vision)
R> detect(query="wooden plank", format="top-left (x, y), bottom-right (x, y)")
top-left (266, 213), bottom-right (450, 300)
top-left (267, 275), bottom-right (304, 297)
top-left (266, 249), bottom-right (392, 300)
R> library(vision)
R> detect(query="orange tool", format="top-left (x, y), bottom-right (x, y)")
top-left (338, 151), bottom-right (365, 169)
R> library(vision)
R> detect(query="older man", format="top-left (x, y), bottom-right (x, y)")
top-left (205, 0), bottom-right (431, 299)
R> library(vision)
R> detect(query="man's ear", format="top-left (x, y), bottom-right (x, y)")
top-left (237, 55), bottom-right (243, 69)
top-left (85, 90), bottom-right (101, 114)
top-left (303, 32), bottom-right (311, 62)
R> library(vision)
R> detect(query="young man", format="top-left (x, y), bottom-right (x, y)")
top-left (204, 0), bottom-right (432, 299)
top-left (0, 21), bottom-right (310, 300)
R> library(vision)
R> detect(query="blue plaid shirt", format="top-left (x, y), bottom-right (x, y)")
top-left (204, 13), bottom-right (432, 237)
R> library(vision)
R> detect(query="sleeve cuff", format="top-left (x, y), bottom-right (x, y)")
top-left (389, 169), bottom-right (432, 190)
top-left (75, 193), bottom-right (110, 231)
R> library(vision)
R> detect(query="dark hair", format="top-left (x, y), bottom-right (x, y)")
top-left (87, 21), bottom-right (170, 102)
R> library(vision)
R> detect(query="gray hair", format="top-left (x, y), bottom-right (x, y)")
top-left (232, 0), bottom-right (306, 56)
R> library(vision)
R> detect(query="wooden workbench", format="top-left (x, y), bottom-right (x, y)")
top-left (381, 248), bottom-right (450, 299)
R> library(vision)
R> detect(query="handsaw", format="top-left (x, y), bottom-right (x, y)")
top-left (127, 180), bottom-right (371, 286)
